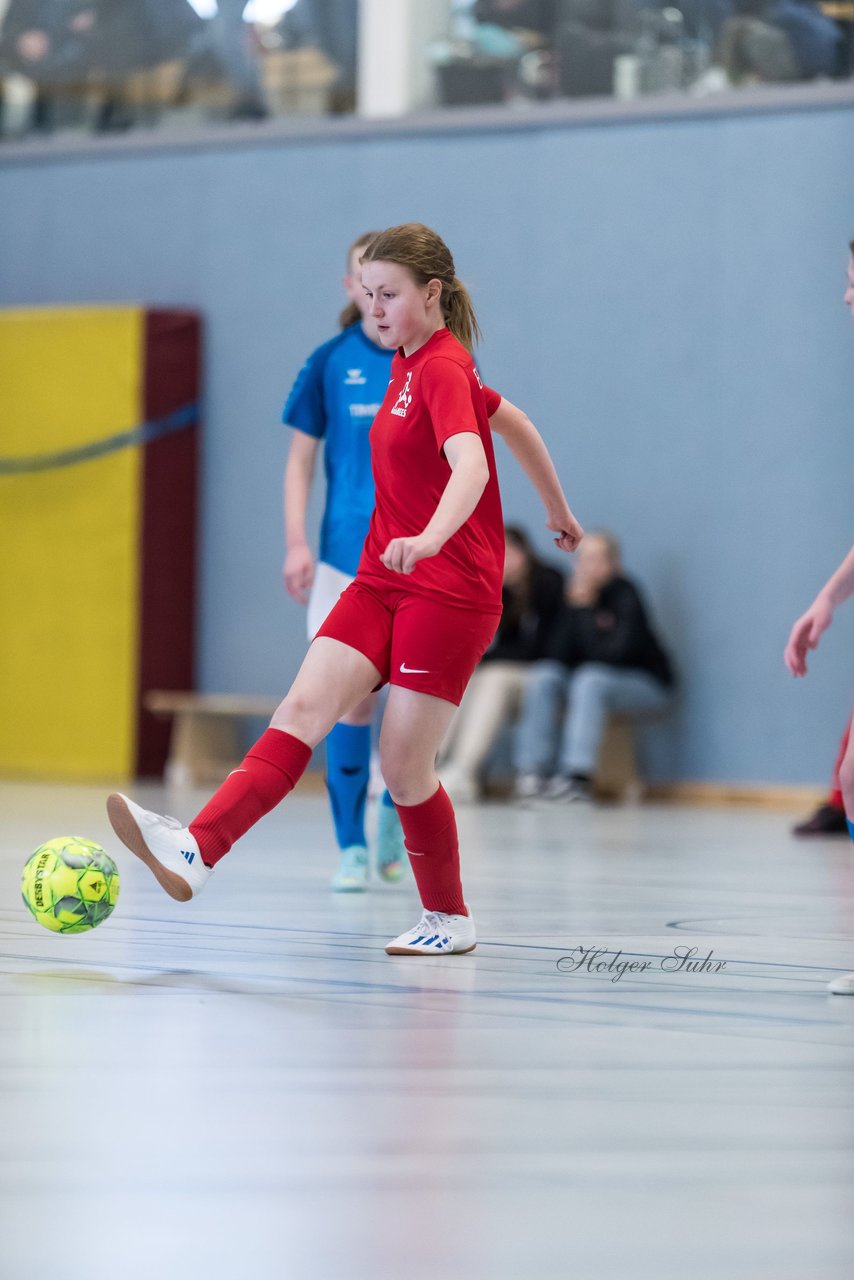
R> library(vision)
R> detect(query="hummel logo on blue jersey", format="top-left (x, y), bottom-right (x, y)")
top-left (181, 849), bottom-right (195, 864)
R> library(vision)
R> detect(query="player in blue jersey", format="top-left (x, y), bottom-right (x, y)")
top-left (282, 232), bottom-right (406, 891)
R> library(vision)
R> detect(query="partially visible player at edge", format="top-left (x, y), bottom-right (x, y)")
top-left (106, 222), bottom-right (584, 956)
top-left (282, 231), bottom-right (406, 892)
top-left (784, 242), bottom-right (854, 994)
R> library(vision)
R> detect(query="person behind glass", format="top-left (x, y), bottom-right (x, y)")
top-left (106, 222), bottom-right (583, 957)
top-left (513, 530), bottom-right (674, 802)
top-left (717, 0), bottom-right (842, 85)
top-left (282, 231), bottom-right (406, 893)
top-left (194, 0), bottom-right (268, 121)
top-left (279, 0), bottom-right (358, 113)
top-left (0, 0), bottom-right (100, 128)
top-left (439, 524), bottom-right (564, 803)
top-left (0, 0), bottom-right (203, 132)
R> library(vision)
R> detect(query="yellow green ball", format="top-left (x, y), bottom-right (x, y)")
top-left (22, 837), bottom-right (119, 934)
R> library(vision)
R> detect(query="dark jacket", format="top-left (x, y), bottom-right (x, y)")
top-left (484, 562), bottom-right (564, 665)
top-left (0, 0), bottom-right (201, 80)
top-left (545, 574), bottom-right (675, 687)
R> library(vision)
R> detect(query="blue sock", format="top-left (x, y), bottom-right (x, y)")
top-left (381, 788), bottom-right (395, 809)
top-left (848, 818), bottom-right (854, 845)
top-left (325, 723), bottom-right (370, 850)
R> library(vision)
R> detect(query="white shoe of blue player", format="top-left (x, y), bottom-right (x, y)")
top-left (331, 844), bottom-right (369, 892)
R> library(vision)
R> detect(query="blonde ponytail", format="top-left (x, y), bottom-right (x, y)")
top-left (443, 277), bottom-right (480, 353)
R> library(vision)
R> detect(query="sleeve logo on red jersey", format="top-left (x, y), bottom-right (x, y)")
top-left (473, 366), bottom-right (484, 389)
top-left (390, 370), bottom-right (413, 418)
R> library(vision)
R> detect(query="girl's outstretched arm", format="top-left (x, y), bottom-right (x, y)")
top-left (488, 397), bottom-right (583, 552)
top-left (785, 543), bottom-right (854, 677)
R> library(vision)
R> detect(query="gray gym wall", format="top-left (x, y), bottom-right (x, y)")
top-left (2, 93), bottom-right (852, 785)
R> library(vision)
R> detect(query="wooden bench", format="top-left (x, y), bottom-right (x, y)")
top-left (145, 692), bottom-right (644, 800)
top-left (595, 716), bottom-right (643, 803)
top-left (144, 692), bottom-right (281, 787)
top-left (480, 712), bottom-right (644, 803)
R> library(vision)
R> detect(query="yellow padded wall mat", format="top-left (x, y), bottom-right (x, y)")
top-left (0, 306), bottom-right (143, 779)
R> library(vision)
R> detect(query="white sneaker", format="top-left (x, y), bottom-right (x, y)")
top-left (385, 908), bottom-right (476, 955)
top-left (542, 774), bottom-right (593, 803)
top-left (514, 772), bottom-right (542, 802)
top-left (828, 972), bottom-right (854, 995)
top-left (106, 792), bottom-right (211, 902)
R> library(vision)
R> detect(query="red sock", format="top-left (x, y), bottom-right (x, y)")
top-left (395, 784), bottom-right (467, 916)
top-left (189, 728), bottom-right (312, 865)
top-left (829, 717), bottom-right (852, 811)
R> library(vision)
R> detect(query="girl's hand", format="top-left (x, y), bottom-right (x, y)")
top-left (785, 596), bottom-right (834, 677)
top-left (381, 533), bottom-right (441, 575)
top-left (283, 543), bottom-right (314, 604)
top-left (548, 509), bottom-right (584, 553)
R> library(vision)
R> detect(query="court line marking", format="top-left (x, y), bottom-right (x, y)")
top-left (0, 949), bottom-right (849, 1030)
top-left (7, 905), bottom-right (853, 968)
top-left (2, 917), bottom-right (851, 978)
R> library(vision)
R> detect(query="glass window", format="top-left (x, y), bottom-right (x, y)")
top-left (0, 0), bottom-right (849, 142)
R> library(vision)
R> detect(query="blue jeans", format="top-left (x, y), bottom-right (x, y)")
top-left (513, 661), bottom-right (673, 777)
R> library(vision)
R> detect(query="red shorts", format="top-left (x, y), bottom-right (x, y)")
top-left (315, 578), bottom-right (500, 706)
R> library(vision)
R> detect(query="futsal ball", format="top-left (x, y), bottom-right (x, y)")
top-left (21, 837), bottom-right (120, 934)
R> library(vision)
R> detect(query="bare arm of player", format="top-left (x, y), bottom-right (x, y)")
top-left (488, 397), bottom-right (583, 553)
top-left (785, 543), bottom-right (854, 677)
top-left (381, 432), bottom-right (490, 575)
top-left (283, 429), bottom-right (321, 603)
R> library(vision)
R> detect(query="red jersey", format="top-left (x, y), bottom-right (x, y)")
top-left (358, 328), bottom-right (504, 614)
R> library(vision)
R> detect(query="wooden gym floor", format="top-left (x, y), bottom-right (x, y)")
top-left (1, 778), bottom-right (853, 1280)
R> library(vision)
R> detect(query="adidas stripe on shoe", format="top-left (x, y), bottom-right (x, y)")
top-left (385, 909), bottom-right (476, 956)
top-left (106, 792), bottom-right (211, 901)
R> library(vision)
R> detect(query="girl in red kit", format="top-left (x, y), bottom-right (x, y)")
top-left (107, 223), bottom-right (584, 955)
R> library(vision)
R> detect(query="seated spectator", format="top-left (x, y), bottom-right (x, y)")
top-left (718, 0), bottom-right (841, 84)
top-left (0, 0), bottom-right (201, 132)
top-left (279, 0), bottom-right (358, 113)
top-left (188, 0), bottom-right (268, 121)
top-left (0, 0), bottom-right (102, 129)
top-left (717, 12), bottom-right (800, 83)
top-left (474, 0), bottom-right (558, 47)
top-left (766, 0), bottom-right (842, 77)
top-left (440, 525), bottom-right (564, 803)
top-left (512, 529), bottom-right (675, 801)
top-left (554, 0), bottom-right (634, 97)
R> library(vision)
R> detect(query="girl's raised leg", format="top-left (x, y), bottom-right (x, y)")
top-left (107, 639), bottom-right (381, 901)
